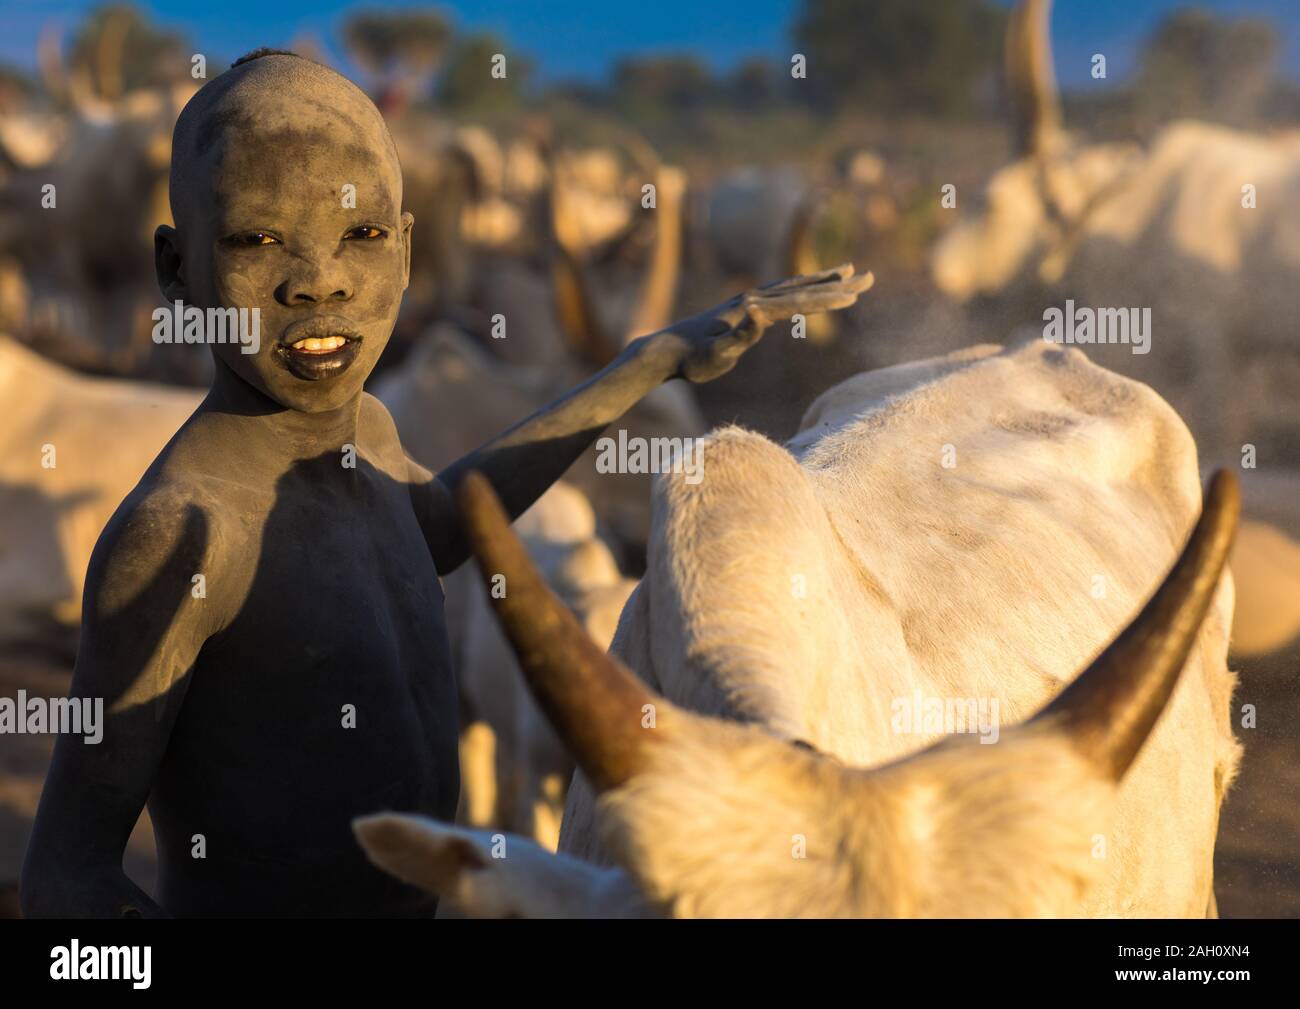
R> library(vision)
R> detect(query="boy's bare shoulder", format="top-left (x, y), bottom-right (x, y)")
top-left (360, 391), bottom-right (422, 477)
top-left (85, 470), bottom-right (239, 632)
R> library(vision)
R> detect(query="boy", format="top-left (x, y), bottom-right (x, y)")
top-left (21, 50), bottom-right (869, 917)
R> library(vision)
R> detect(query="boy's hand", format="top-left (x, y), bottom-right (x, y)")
top-left (659, 263), bottom-right (874, 384)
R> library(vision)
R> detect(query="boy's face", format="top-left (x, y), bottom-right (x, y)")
top-left (174, 94), bottom-right (412, 414)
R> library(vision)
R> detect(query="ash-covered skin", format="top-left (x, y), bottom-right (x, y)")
top-left (20, 52), bottom-right (871, 918)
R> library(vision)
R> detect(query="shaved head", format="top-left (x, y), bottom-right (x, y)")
top-left (169, 52), bottom-right (402, 231)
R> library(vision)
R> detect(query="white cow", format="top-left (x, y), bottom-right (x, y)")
top-left (930, 0), bottom-right (1300, 458)
top-left (0, 335), bottom-right (199, 647)
top-left (357, 339), bottom-right (1241, 917)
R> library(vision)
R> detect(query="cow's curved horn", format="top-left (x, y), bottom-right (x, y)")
top-left (1006, 0), bottom-right (1062, 158)
top-left (95, 5), bottom-right (130, 103)
top-left (1033, 470), bottom-right (1239, 781)
top-left (624, 163), bottom-right (685, 342)
top-left (456, 472), bottom-right (661, 791)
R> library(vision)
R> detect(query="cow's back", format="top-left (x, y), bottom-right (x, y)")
top-left (561, 339), bottom-right (1239, 916)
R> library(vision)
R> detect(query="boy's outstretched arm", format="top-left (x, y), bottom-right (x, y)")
top-left (418, 265), bottom-right (873, 573)
top-left (21, 492), bottom-right (215, 918)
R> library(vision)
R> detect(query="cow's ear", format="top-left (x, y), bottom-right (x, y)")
top-left (354, 815), bottom-right (651, 918)
top-left (353, 814), bottom-right (488, 898)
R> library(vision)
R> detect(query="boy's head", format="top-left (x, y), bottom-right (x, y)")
top-left (157, 50), bottom-right (413, 413)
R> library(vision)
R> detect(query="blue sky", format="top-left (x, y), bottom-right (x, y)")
top-left (3, 0), bottom-right (1299, 86)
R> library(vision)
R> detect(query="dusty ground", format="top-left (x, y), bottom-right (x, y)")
top-left (1214, 645), bottom-right (1300, 917)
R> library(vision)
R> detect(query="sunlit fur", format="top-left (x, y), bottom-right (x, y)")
top-left (353, 816), bottom-right (652, 919)
top-left (0, 336), bottom-right (197, 643)
top-left (930, 122), bottom-right (1300, 454)
top-left (364, 340), bottom-right (1239, 918)
top-left (600, 716), bottom-right (1114, 917)
top-left (559, 340), bottom-right (1239, 917)
top-left (931, 141), bottom-right (1139, 299)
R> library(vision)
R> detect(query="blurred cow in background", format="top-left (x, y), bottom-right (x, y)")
top-left (931, 0), bottom-right (1300, 461)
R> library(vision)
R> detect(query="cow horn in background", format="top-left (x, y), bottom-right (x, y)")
top-left (540, 142), bottom-right (624, 368)
top-left (611, 126), bottom-right (685, 344)
top-left (1006, 0), bottom-right (1062, 159)
top-left (95, 5), bottom-right (131, 103)
top-left (623, 162), bottom-right (685, 343)
top-left (456, 472), bottom-right (662, 791)
top-left (1032, 470), bottom-right (1240, 781)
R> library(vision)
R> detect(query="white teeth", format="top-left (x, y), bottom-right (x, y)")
top-left (290, 335), bottom-right (347, 351)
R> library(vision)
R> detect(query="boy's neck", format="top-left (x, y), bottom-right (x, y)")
top-left (202, 356), bottom-right (363, 466)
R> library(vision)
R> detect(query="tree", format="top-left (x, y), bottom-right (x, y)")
top-left (1132, 8), bottom-right (1278, 126)
top-left (613, 56), bottom-right (717, 112)
top-left (792, 0), bottom-right (1006, 116)
top-left (727, 57), bottom-right (786, 110)
top-left (342, 9), bottom-right (451, 112)
top-left (437, 33), bottom-right (533, 116)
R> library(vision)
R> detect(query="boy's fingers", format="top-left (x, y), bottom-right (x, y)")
top-left (712, 267), bottom-right (873, 334)
top-left (758, 262), bottom-right (858, 293)
top-left (756, 269), bottom-right (874, 302)
top-left (745, 280), bottom-right (872, 318)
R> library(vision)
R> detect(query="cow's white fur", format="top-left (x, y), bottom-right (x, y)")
top-left (367, 340), bottom-right (1239, 918)
top-left (931, 120), bottom-right (1300, 454)
top-left (353, 816), bottom-right (651, 918)
top-left (0, 335), bottom-right (198, 644)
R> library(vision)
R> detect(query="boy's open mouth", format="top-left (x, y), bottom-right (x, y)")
top-left (276, 317), bottom-right (362, 381)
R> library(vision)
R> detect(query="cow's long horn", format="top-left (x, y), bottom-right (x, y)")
top-left (456, 472), bottom-right (661, 791)
top-left (623, 163), bottom-right (685, 342)
top-left (1006, 0), bottom-right (1062, 157)
top-left (95, 5), bottom-right (130, 103)
top-left (1033, 470), bottom-right (1239, 781)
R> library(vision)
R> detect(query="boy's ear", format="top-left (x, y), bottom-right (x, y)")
top-left (400, 211), bottom-right (414, 291)
top-left (154, 224), bottom-right (187, 303)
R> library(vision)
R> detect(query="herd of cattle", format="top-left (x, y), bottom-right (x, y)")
top-left (1, 0), bottom-right (1298, 916)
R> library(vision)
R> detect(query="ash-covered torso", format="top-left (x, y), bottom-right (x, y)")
top-left (143, 394), bottom-right (457, 917)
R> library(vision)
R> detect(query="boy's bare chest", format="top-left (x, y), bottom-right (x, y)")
top-left (196, 476), bottom-right (453, 710)
top-left (155, 474), bottom-right (461, 852)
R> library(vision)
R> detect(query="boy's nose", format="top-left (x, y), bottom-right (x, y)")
top-left (277, 258), bottom-right (354, 305)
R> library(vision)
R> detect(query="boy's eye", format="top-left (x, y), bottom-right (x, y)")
top-left (345, 225), bottom-right (386, 240)
top-left (230, 232), bottom-right (279, 246)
